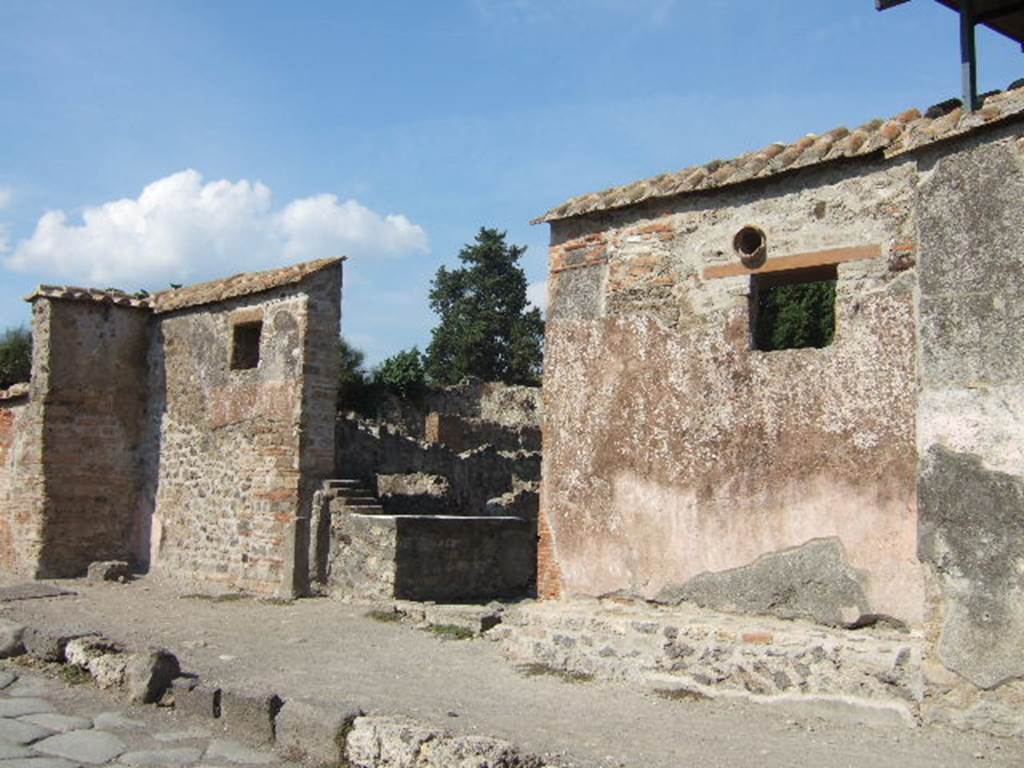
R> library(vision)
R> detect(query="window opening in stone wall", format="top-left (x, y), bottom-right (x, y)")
top-left (231, 321), bottom-right (262, 370)
top-left (751, 264), bottom-right (837, 352)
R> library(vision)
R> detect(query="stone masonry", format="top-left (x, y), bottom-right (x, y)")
top-left (0, 258), bottom-right (343, 597)
top-left (534, 83), bottom-right (1024, 736)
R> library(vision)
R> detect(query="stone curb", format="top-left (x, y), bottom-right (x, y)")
top-left (3, 618), bottom-right (562, 768)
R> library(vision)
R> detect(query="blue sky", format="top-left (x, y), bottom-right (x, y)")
top-left (1, 0), bottom-right (1021, 364)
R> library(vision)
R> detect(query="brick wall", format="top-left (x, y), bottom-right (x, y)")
top-left (0, 391), bottom-right (44, 576)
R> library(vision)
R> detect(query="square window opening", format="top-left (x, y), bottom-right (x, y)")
top-left (750, 265), bottom-right (837, 352)
top-left (231, 321), bottom-right (262, 370)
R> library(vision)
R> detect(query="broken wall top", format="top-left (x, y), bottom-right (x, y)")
top-left (23, 257), bottom-right (344, 315)
top-left (534, 80), bottom-right (1024, 224)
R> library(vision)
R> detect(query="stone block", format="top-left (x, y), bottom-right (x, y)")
top-left (275, 699), bottom-right (362, 768)
top-left (171, 677), bottom-right (220, 719)
top-left (126, 649), bottom-right (180, 704)
top-left (218, 689), bottom-right (282, 745)
top-left (86, 560), bottom-right (132, 583)
top-left (0, 619), bottom-right (26, 658)
top-left (22, 627), bottom-right (85, 662)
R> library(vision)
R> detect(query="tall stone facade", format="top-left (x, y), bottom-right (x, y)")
top-left (0, 258), bottom-right (342, 596)
top-left (535, 85), bottom-right (1024, 730)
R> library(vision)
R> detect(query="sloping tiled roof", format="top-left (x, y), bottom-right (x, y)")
top-left (534, 82), bottom-right (1024, 224)
top-left (24, 285), bottom-right (152, 308)
top-left (151, 257), bottom-right (343, 314)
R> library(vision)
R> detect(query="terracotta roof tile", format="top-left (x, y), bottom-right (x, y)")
top-left (533, 82), bottom-right (1024, 224)
top-left (24, 285), bottom-right (152, 308)
top-left (151, 257), bottom-right (343, 314)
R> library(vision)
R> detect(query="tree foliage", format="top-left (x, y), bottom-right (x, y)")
top-left (337, 336), bottom-right (374, 414)
top-left (0, 327), bottom-right (32, 390)
top-left (755, 279), bottom-right (836, 351)
top-left (425, 227), bottom-right (544, 386)
top-left (373, 347), bottom-right (425, 398)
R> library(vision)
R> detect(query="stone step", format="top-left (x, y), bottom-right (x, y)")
top-left (323, 479), bottom-right (363, 490)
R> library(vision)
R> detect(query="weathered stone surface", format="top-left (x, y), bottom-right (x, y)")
top-left (152, 728), bottom-right (210, 743)
top-left (0, 670), bottom-right (18, 689)
top-left (92, 713), bottom-right (145, 731)
top-left (0, 698), bottom-right (55, 718)
top-left (33, 730), bottom-right (126, 764)
top-left (169, 679), bottom-right (218, 720)
top-left (0, 758), bottom-right (80, 768)
top-left (125, 650), bottom-right (180, 704)
top-left (0, 742), bottom-right (34, 759)
top-left (216, 691), bottom-right (281, 746)
top-left (919, 446), bottom-right (1024, 689)
top-left (0, 619), bottom-right (26, 658)
top-left (64, 637), bottom-right (127, 690)
top-left (204, 739), bottom-right (275, 765)
top-left (0, 585), bottom-right (73, 603)
top-left (654, 538), bottom-right (872, 628)
top-left (345, 716), bottom-right (546, 768)
top-left (274, 699), bottom-right (361, 768)
top-left (20, 713), bottom-right (93, 733)
top-left (0, 717), bottom-right (56, 745)
top-left (119, 747), bottom-right (204, 766)
top-left (21, 628), bottom-right (83, 663)
top-left (86, 561), bottom-right (132, 583)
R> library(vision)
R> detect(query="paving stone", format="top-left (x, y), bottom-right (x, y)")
top-left (21, 629), bottom-right (83, 664)
top-left (118, 748), bottom-right (203, 767)
top-left (0, 758), bottom-right (80, 768)
top-left (33, 730), bottom-right (126, 765)
top-left (274, 699), bottom-right (362, 768)
top-left (19, 715), bottom-right (92, 734)
top-left (91, 714), bottom-right (145, 731)
top-left (5, 679), bottom-right (59, 699)
top-left (203, 741), bottom-right (274, 766)
top-left (151, 729), bottom-right (209, 744)
top-left (0, 741), bottom-right (35, 759)
top-left (0, 718), bottom-right (55, 745)
top-left (0, 700), bottom-right (55, 718)
top-left (0, 672), bottom-right (18, 690)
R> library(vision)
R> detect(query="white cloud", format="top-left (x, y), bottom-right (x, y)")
top-left (0, 187), bottom-right (12, 211)
top-left (527, 280), bottom-right (548, 313)
top-left (3, 170), bottom-right (428, 288)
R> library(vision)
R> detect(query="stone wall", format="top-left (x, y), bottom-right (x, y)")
top-left (541, 155), bottom-right (922, 625)
top-left (914, 127), bottom-right (1024, 733)
top-left (0, 386), bottom-right (43, 577)
top-left (150, 267), bottom-right (340, 596)
top-left (36, 298), bottom-right (151, 576)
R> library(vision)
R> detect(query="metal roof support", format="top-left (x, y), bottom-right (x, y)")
top-left (961, 0), bottom-right (980, 109)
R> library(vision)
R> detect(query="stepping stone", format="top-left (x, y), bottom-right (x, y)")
top-left (91, 714), bottom-right (144, 731)
top-left (203, 741), bottom-right (275, 765)
top-left (33, 731), bottom-right (126, 765)
top-left (0, 701), bottom-right (53, 719)
top-left (152, 729), bottom-right (209, 743)
top-left (118, 748), bottom-right (203, 767)
top-left (0, 759), bottom-right (79, 768)
top-left (19, 716), bottom-right (92, 734)
top-left (0, 741), bottom-right (35, 759)
top-left (0, 672), bottom-right (18, 690)
top-left (0, 718), bottom-right (54, 745)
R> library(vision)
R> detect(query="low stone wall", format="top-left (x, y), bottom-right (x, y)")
top-left (329, 512), bottom-right (536, 602)
top-left (0, 387), bottom-right (43, 577)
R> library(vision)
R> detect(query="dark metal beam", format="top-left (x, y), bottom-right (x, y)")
top-left (961, 0), bottom-right (980, 109)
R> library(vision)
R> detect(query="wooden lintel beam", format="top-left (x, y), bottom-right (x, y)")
top-left (702, 244), bottom-right (882, 280)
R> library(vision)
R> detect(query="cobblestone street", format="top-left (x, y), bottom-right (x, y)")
top-left (0, 664), bottom-right (293, 768)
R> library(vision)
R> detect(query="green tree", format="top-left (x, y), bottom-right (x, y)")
top-left (0, 327), bottom-right (32, 389)
top-left (373, 347), bottom-right (426, 398)
top-left (337, 336), bottom-right (373, 414)
top-left (425, 227), bottom-right (544, 385)
top-left (755, 280), bottom-right (836, 351)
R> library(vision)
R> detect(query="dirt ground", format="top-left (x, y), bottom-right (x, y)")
top-left (2, 577), bottom-right (1022, 768)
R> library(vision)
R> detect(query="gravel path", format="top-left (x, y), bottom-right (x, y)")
top-left (2, 578), bottom-right (1022, 768)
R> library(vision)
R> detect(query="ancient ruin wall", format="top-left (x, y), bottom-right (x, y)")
top-left (150, 268), bottom-right (340, 596)
top-left (34, 298), bottom-right (151, 576)
top-left (915, 125), bottom-right (1024, 732)
top-left (541, 157), bottom-right (924, 625)
top-left (0, 388), bottom-right (43, 576)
